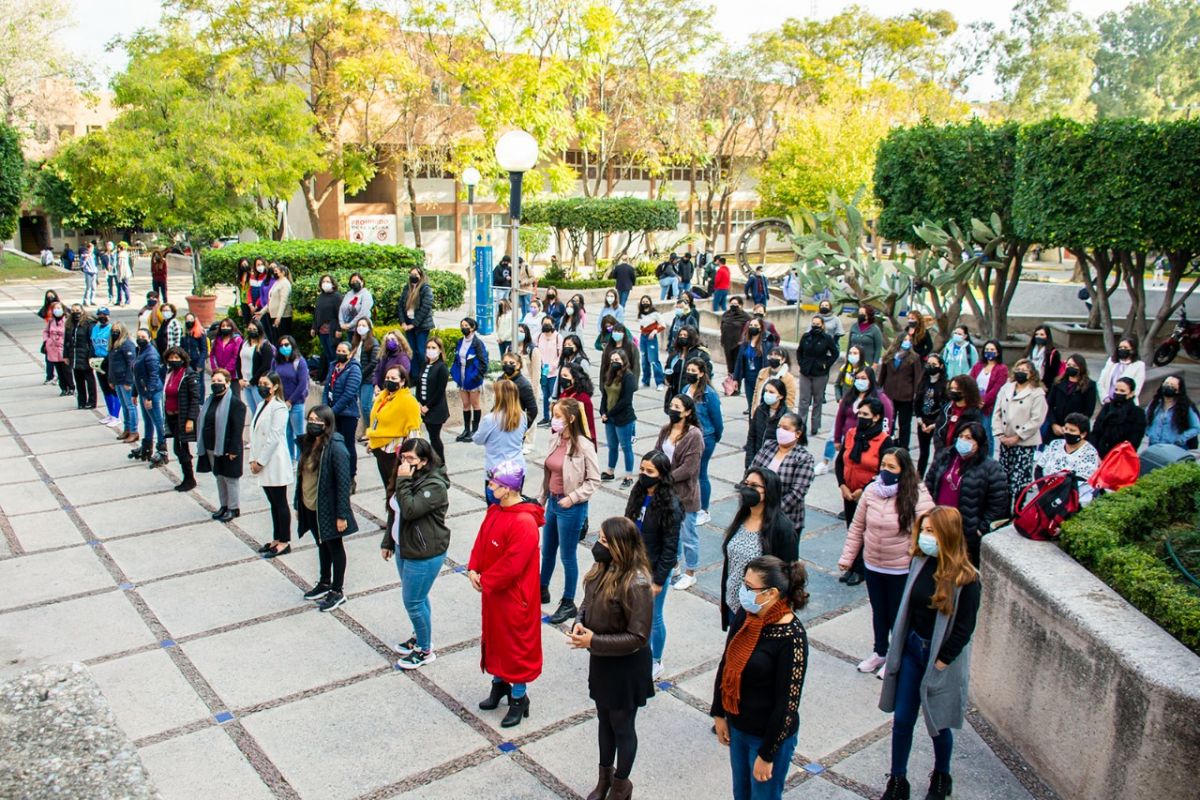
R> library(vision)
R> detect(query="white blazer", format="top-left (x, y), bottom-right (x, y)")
top-left (1097, 359), bottom-right (1146, 403)
top-left (250, 398), bottom-right (294, 487)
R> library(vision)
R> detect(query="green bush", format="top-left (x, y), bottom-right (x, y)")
top-left (523, 197), bottom-right (679, 234)
top-left (1059, 462), bottom-right (1200, 654)
top-left (201, 240), bottom-right (425, 287)
top-left (540, 276), bottom-right (656, 291)
top-left (635, 260), bottom-right (657, 278)
top-left (429, 327), bottom-right (463, 358)
top-left (290, 268), bottom-right (464, 325)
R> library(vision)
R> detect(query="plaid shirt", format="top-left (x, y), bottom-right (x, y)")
top-left (752, 441), bottom-right (815, 533)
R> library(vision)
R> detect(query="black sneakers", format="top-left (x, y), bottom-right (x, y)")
top-left (303, 583), bottom-right (331, 601)
top-left (317, 590), bottom-right (345, 612)
top-left (395, 648), bottom-right (435, 670)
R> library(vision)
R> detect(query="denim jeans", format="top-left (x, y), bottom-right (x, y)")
top-left (980, 414), bottom-right (995, 457)
top-left (139, 391), bottom-right (166, 452)
top-left (680, 510), bottom-right (700, 571)
top-left (406, 328), bottom-right (429, 377)
top-left (359, 381), bottom-right (375, 429)
top-left (712, 289), bottom-right (729, 312)
top-left (742, 367), bottom-right (761, 412)
top-left (82, 273), bottom-right (96, 305)
top-left (639, 334), bottom-right (664, 387)
top-left (117, 279), bottom-right (130, 306)
top-left (729, 726), bottom-right (797, 800)
top-left (658, 276), bottom-right (678, 300)
top-left (106, 274), bottom-right (117, 303)
top-left (890, 630), bottom-right (954, 776)
top-left (115, 384), bottom-right (138, 432)
top-left (605, 420), bottom-right (636, 473)
top-left (395, 552), bottom-right (445, 651)
top-left (540, 373), bottom-right (557, 420)
top-left (287, 403), bottom-right (305, 461)
top-left (617, 289), bottom-right (630, 308)
top-left (650, 582), bottom-right (669, 660)
top-left (539, 496), bottom-right (589, 601)
top-left (699, 436), bottom-right (717, 510)
top-left (242, 385), bottom-right (260, 418)
top-left (317, 332), bottom-right (336, 378)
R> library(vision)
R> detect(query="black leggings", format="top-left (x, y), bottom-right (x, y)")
top-left (844, 498), bottom-right (864, 576)
top-left (172, 433), bottom-right (193, 482)
top-left (318, 536), bottom-right (347, 592)
top-left (73, 367), bottom-right (97, 408)
top-left (893, 399), bottom-right (914, 450)
top-left (426, 422), bottom-right (444, 462)
top-left (597, 706), bottom-right (640, 780)
top-left (916, 421), bottom-right (936, 478)
top-left (263, 485), bottom-right (291, 542)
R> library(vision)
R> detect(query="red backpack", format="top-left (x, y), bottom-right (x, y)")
top-left (1013, 471), bottom-right (1081, 540)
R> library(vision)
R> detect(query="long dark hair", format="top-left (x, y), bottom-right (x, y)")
top-left (585, 517), bottom-right (651, 602)
top-left (725, 467), bottom-right (785, 550)
top-left (625, 450), bottom-right (681, 536)
top-left (1023, 325), bottom-right (1056, 359)
top-left (1148, 374), bottom-right (1197, 434)
top-left (949, 373), bottom-right (982, 409)
top-left (276, 334), bottom-right (300, 363)
top-left (302, 404), bottom-right (336, 471)
top-left (668, 392), bottom-right (701, 433)
top-left (1056, 352), bottom-right (1092, 393)
top-left (675, 324), bottom-right (699, 351)
top-left (560, 362), bottom-right (593, 396)
top-left (561, 333), bottom-right (586, 363)
top-left (745, 555), bottom-right (809, 611)
top-left (685, 356), bottom-right (712, 396)
top-left (840, 364), bottom-right (880, 408)
top-left (882, 447), bottom-right (921, 537)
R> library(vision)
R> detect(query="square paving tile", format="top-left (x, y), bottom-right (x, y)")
top-left (343, 568), bottom-right (481, 653)
top-left (138, 727), bottom-right (275, 800)
top-left (56, 468), bottom-right (179, 507)
top-left (784, 776), bottom-right (864, 799)
top-left (7, 410), bottom-right (99, 436)
top-left (389, 755), bottom-right (554, 800)
top-left (182, 612), bottom-right (386, 710)
top-left (104, 522), bottom-right (253, 583)
top-left (21, 424), bottom-right (126, 453)
top-left (0, 545), bottom-right (114, 609)
top-left (192, 477), bottom-right (269, 514)
top-left (799, 526), bottom-right (855, 573)
top-left (0, 436), bottom-right (23, 459)
top-left (137, 560), bottom-right (307, 639)
top-left (0, 479), bottom-right (59, 515)
top-left (89, 649), bottom-right (211, 740)
top-left (241, 671), bottom-right (491, 800)
top-left (792, 649), bottom-right (891, 760)
top-left (0, 454), bottom-right (39, 485)
top-left (808, 603), bottom-right (876, 662)
top-left (76, 491), bottom-right (213, 539)
top-left (798, 568), bottom-right (865, 623)
top-left (36, 447), bottom-right (146, 479)
top-left (6, 508), bottom-right (84, 551)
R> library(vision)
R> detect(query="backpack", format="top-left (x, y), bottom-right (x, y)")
top-left (1089, 441), bottom-right (1140, 492)
top-left (1013, 471), bottom-right (1081, 540)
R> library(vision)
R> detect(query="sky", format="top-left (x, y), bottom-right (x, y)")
top-left (65, 0), bottom-right (1132, 94)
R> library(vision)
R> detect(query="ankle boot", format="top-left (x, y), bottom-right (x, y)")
top-left (478, 681), bottom-right (511, 710)
top-left (548, 598), bottom-right (577, 625)
top-left (500, 693), bottom-right (529, 727)
top-left (880, 774), bottom-right (910, 800)
top-left (607, 776), bottom-right (632, 800)
top-left (924, 772), bottom-right (951, 800)
top-left (586, 766), bottom-right (614, 800)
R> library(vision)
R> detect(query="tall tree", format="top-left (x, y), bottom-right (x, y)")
top-left (1092, 0), bottom-right (1200, 120)
top-left (995, 0), bottom-right (1098, 121)
top-left (0, 122), bottom-right (23, 240)
top-left (0, 0), bottom-right (91, 133)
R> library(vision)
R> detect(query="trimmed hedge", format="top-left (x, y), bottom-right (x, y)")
top-left (290, 268), bottom-right (465, 326)
top-left (523, 197), bottom-right (679, 234)
top-left (540, 276), bottom-right (656, 291)
top-left (1059, 462), bottom-right (1200, 653)
top-left (201, 240), bottom-right (425, 287)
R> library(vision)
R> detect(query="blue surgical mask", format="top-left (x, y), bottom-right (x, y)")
top-left (854, 378), bottom-right (870, 393)
top-left (984, 351), bottom-right (997, 361)
top-left (738, 584), bottom-right (764, 614)
top-left (901, 340), bottom-right (911, 351)
top-left (918, 533), bottom-right (939, 557)
top-left (278, 345), bottom-right (292, 357)
top-left (955, 438), bottom-right (975, 457)
top-left (612, 330), bottom-right (625, 342)
top-left (952, 333), bottom-right (965, 344)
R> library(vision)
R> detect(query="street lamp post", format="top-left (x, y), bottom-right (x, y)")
top-left (494, 130), bottom-right (539, 350)
top-left (461, 166), bottom-right (481, 316)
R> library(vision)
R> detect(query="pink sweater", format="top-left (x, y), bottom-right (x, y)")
top-left (535, 332), bottom-right (561, 377)
top-left (210, 334), bottom-right (243, 374)
top-left (841, 482), bottom-right (935, 571)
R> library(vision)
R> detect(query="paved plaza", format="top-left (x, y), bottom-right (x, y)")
top-left (0, 275), bottom-right (1051, 799)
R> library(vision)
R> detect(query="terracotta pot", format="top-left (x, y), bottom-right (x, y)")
top-left (186, 295), bottom-right (217, 327)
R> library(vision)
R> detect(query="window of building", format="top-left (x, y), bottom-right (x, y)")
top-left (57, 125), bottom-right (75, 140)
top-left (86, 125), bottom-right (102, 134)
top-left (344, 172), bottom-right (394, 204)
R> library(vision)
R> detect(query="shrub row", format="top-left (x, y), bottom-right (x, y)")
top-left (201, 240), bottom-right (424, 287)
top-left (539, 276), bottom-right (657, 291)
top-left (1059, 462), bottom-right (1200, 653)
top-left (289, 268), bottom-right (465, 326)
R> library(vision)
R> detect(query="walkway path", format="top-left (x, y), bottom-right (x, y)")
top-left (0, 273), bottom-right (1051, 800)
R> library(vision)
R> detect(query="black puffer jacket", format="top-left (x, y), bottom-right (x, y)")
top-left (1092, 400), bottom-right (1147, 457)
top-left (925, 449), bottom-right (1010, 566)
top-left (625, 490), bottom-right (681, 588)
top-left (165, 369), bottom-right (201, 443)
top-left (294, 433), bottom-right (359, 543)
top-left (797, 329), bottom-right (838, 377)
top-left (63, 317), bottom-right (93, 370)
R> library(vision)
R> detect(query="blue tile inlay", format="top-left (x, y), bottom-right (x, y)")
top-left (497, 742), bottom-right (518, 753)
top-left (159, 639), bottom-right (176, 648)
top-left (802, 762), bottom-right (825, 774)
top-left (118, 582), bottom-right (134, 591)
top-left (656, 681), bottom-right (673, 691)
top-left (214, 711), bottom-right (234, 724)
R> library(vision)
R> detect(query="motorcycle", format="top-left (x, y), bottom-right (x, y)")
top-left (1152, 310), bottom-right (1200, 366)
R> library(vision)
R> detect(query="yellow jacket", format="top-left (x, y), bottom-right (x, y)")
top-left (368, 388), bottom-right (422, 449)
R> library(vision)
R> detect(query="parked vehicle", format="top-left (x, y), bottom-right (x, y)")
top-left (1152, 310), bottom-right (1200, 366)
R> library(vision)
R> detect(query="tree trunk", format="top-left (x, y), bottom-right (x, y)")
top-left (300, 175), bottom-right (334, 239)
top-left (1142, 250), bottom-right (1200, 358)
top-left (989, 243), bottom-right (1027, 340)
top-left (405, 171), bottom-right (422, 250)
top-left (1087, 249), bottom-right (1120, 356)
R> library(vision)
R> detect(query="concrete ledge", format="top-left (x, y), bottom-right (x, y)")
top-left (973, 527), bottom-right (1200, 800)
top-left (0, 663), bottom-right (157, 800)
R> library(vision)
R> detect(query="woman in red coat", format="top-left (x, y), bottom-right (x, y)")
top-left (468, 458), bottom-right (545, 728)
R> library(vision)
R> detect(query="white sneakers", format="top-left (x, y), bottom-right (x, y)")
top-left (876, 663), bottom-right (886, 680)
top-left (672, 573), bottom-right (696, 591)
top-left (857, 653), bottom-right (886, 673)
top-left (814, 461), bottom-right (830, 476)
top-left (651, 660), bottom-right (664, 679)
top-left (696, 509), bottom-right (711, 526)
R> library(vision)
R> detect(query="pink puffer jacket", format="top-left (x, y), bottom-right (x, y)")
top-left (841, 482), bottom-right (935, 571)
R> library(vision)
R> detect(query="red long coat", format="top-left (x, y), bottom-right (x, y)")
top-left (469, 499), bottom-right (545, 684)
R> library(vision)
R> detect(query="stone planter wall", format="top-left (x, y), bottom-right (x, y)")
top-left (973, 528), bottom-right (1200, 800)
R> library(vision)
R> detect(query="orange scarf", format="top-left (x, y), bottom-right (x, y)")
top-left (720, 600), bottom-right (791, 714)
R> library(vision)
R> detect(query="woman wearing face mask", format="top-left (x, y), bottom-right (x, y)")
top-left (905, 311), bottom-right (934, 361)
top-left (209, 318), bottom-right (243, 377)
top-left (601, 321), bottom-right (640, 387)
top-left (923, 422), bottom-right (1009, 567)
top-left (43, 301), bottom-right (71, 395)
top-left (599, 289), bottom-right (625, 334)
top-left (624, 451), bottom-right (681, 679)
top-left (295, 404), bottom-right (359, 612)
top-left (398, 266), bottom-right (435, 375)
top-left (1097, 336), bottom-right (1146, 405)
top-left (839, 448), bottom-right (934, 679)
top-left (834, 345), bottom-right (865, 403)
top-left (543, 288), bottom-right (566, 328)
top-left (415, 338), bottom-right (450, 461)
top-left (751, 347), bottom-right (796, 416)
top-left (684, 357), bottom-right (724, 524)
top-left (367, 365), bottom-right (422, 491)
top-left (108, 322), bottom-right (139, 443)
top-left (91, 308), bottom-right (122, 424)
top-left (749, 413), bottom-right (815, 536)
top-left (520, 297), bottom-right (547, 330)
top-left (37, 290), bottom-right (60, 384)
top-left (311, 274), bottom-right (343, 379)
top-left (163, 347), bottom-right (201, 490)
top-left (239, 321), bottom-right (275, 418)
top-left (153, 302), bottom-right (182, 355)
top-left (452, 317), bottom-right (488, 441)
top-left (236, 259), bottom-right (253, 324)
top-left (914, 354), bottom-right (949, 477)
top-left (350, 318), bottom-right (378, 441)
top-left (836, 397), bottom-right (893, 585)
top-left (878, 507), bottom-right (980, 800)
top-left (570, 516), bottom-right (655, 800)
top-left (381, 438), bottom-right (450, 670)
top-left (1046, 354), bottom-right (1097, 441)
top-left (64, 305), bottom-right (96, 410)
top-left (474, 379), bottom-right (528, 503)
top-left (499, 352), bottom-right (540, 449)
top-left (1145, 374), bottom-right (1199, 448)
top-left (196, 369), bottom-right (247, 523)
top-left (535, 316), bottom-right (563, 424)
top-left (879, 333), bottom-right (926, 451)
top-left (322, 342), bottom-right (362, 486)
top-left (374, 331), bottom-right (413, 392)
top-left (816, 299), bottom-right (844, 343)
top-left (666, 296), bottom-right (699, 351)
top-left (662, 324), bottom-right (711, 412)
top-left (539, 398), bottom-right (601, 625)
top-left (560, 295), bottom-right (587, 334)
top-left (797, 316), bottom-right (839, 436)
top-left (711, 555), bottom-right (809, 800)
top-left (131, 327), bottom-right (168, 465)
top-left (932, 374), bottom-right (982, 460)
top-left (179, 312), bottom-right (208, 383)
top-left (338, 272), bottom-right (374, 339)
top-left (1034, 413), bottom-right (1100, 502)
top-left (968, 339), bottom-right (1007, 455)
top-left (1091, 377), bottom-right (1148, 457)
top-left (992, 357), bottom-right (1048, 506)
top-left (939, 326), bottom-right (978, 379)
top-left (495, 299), bottom-right (514, 357)
top-left (832, 366), bottom-right (895, 462)
top-left (734, 317), bottom-right (770, 414)
top-left (1022, 325), bottom-right (1062, 389)
top-left (600, 350), bottom-right (639, 488)
top-left (248, 258), bottom-right (273, 318)
top-left (817, 345), bottom-right (870, 477)
top-left (745, 378), bottom-right (789, 470)
top-left (848, 306), bottom-right (885, 367)
top-left (656, 394), bottom-right (704, 590)
top-left (560, 332), bottom-right (590, 369)
top-left (251, 372), bottom-right (295, 558)
top-left (557, 363), bottom-right (597, 446)
top-left (468, 459), bottom-right (545, 728)
top-left (271, 335), bottom-right (310, 460)
top-left (636, 296), bottom-right (666, 390)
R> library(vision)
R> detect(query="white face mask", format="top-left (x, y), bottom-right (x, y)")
top-left (762, 391), bottom-right (779, 406)
top-left (848, 353), bottom-right (860, 365)
top-left (321, 282), bottom-right (333, 292)
top-left (161, 311), bottom-right (174, 320)
top-left (426, 348), bottom-right (439, 361)
top-left (357, 325), bottom-right (369, 335)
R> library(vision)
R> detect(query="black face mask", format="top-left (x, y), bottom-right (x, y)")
top-left (307, 422), bottom-right (325, 437)
top-left (748, 327), bottom-right (761, 336)
top-left (98, 316), bottom-right (108, 325)
top-left (948, 390), bottom-right (963, 402)
top-left (502, 363), bottom-right (517, 376)
top-left (461, 327), bottom-right (471, 336)
top-left (677, 338), bottom-right (689, 347)
top-left (637, 474), bottom-right (660, 490)
top-left (610, 361), bottom-right (624, 372)
top-left (1162, 386), bottom-right (1179, 398)
top-left (541, 326), bottom-right (553, 334)
top-left (592, 542), bottom-right (613, 564)
top-left (1014, 371), bottom-right (1030, 384)
top-left (562, 347), bottom-right (575, 359)
top-left (640, 304), bottom-right (652, 313)
top-left (384, 379), bottom-right (401, 392)
top-left (257, 385), bottom-right (272, 398)
top-left (212, 383), bottom-right (227, 396)
top-left (1033, 336), bottom-right (1047, 346)
top-left (730, 306), bottom-right (742, 313)
top-left (247, 329), bottom-right (260, 340)
top-left (1117, 349), bottom-right (1132, 360)
top-left (668, 409), bottom-right (683, 424)
top-left (409, 275), bottom-right (420, 284)
top-left (858, 314), bottom-right (867, 323)
top-left (819, 306), bottom-right (831, 315)
top-left (1065, 366), bottom-right (1080, 378)
top-left (559, 378), bottom-right (573, 390)
top-left (167, 360), bottom-right (183, 370)
top-left (1112, 394), bottom-right (1130, 404)
top-left (684, 373), bottom-right (699, 384)
top-left (768, 357), bottom-right (781, 368)
top-left (737, 484), bottom-right (761, 508)
top-left (926, 366), bottom-right (941, 376)
top-left (336, 353), bottom-right (349, 363)
top-left (220, 328), bottom-right (232, 336)
top-left (1064, 433), bottom-right (1082, 445)
top-left (350, 282), bottom-right (363, 291)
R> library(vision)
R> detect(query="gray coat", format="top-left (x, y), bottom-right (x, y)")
top-left (878, 555), bottom-right (972, 736)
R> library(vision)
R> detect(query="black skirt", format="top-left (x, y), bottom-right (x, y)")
top-left (588, 647), bottom-right (655, 710)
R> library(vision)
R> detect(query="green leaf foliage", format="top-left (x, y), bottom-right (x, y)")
top-left (201, 241), bottom-right (424, 286)
top-left (291, 269), bottom-right (463, 325)
top-left (522, 197), bottom-right (679, 234)
top-left (0, 123), bottom-right (24, 241)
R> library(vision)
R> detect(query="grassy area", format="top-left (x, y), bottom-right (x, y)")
top-left (0, 252), bottom-right (63, 283)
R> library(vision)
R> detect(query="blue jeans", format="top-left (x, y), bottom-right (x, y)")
top-left (823, 439), bottom-right (836, 461)
top-left (658, 276), bottom-right (678, 300)
top-left (106, 274), bottom-right (117, 302)
top-left (890, 630), bottom-right (954, 776)
top-left (139, 391), bottom-right (166, 451)
top-left (82, 273), bottom-right (96, 304)
top-left (605, 420), bottom-right (636, 473)
top-left (359, 381), bottom-right (375, 427)
top-left (287, 403), bottom-right (305, 461)
top-left (742, 368), bottom-right (761, 411)
top-left (712, 289), bottom-right (729, 312)
top-left (540, 373), bottom-right (557, 420)
top-left (407, 328), bottom-right (429, 378)
top-left (680, 510), bottom-right (699, 571)
top-left (395, 552), bottom-right (444, 651)
top-left (980, 414), bottom-right (995, 457)
top-left (115, 384), bottom-right (137, 432)
top-left (318, 332), bottom-right (336, 376)
top-left (539, 496), bottom-right (589, 601)
top-left (729, 726), bottom-right (797, 800)
top-left (242, 385), bottom-right (260, 418)
top-left (117, 279), bottom-right (130, 306)
top-left (639, 334), bottom-right (664, 387)
top-left (618, 289), bottom-right (630, 308)
top-left (699, 436), bottom-right (717, 510)
top-left (650, 582), bottom-right (669, 660)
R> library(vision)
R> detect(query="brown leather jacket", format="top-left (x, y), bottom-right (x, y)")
top-left (579, 570), bottom-right (654, 657)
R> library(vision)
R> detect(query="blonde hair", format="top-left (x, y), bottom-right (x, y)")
top-left (491, 378), bottom-right (523, 432)
top-left (910, 506), bottom-right (978, 615)
top-left (1012, 358), bottom-right (1044, 390)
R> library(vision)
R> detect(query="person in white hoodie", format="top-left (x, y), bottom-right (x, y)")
top-left (250, 372), bottom-right (295, 558)
top-left (1096, 336), bottom-right (1146, 405)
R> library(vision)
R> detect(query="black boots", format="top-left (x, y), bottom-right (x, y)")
top-left (501, 693), bottom-right (529, 728)
top-left (586, 766), bottom-right (614, 800)
top-left (548, 599), bottom-right (577, 625)
top-left (479, 681), bottom-right (511, 710)
top-left (880, 774), bottom-right (910, 800)
top-left (924, 772), bottom-right (952, 800)
top-left (608, 777), bottom-right (632, 800)
top-left (540, 585), bottom-right (551, 605)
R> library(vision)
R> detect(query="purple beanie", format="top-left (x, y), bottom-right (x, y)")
top-left (489, 459), bottom-right (525, 491)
